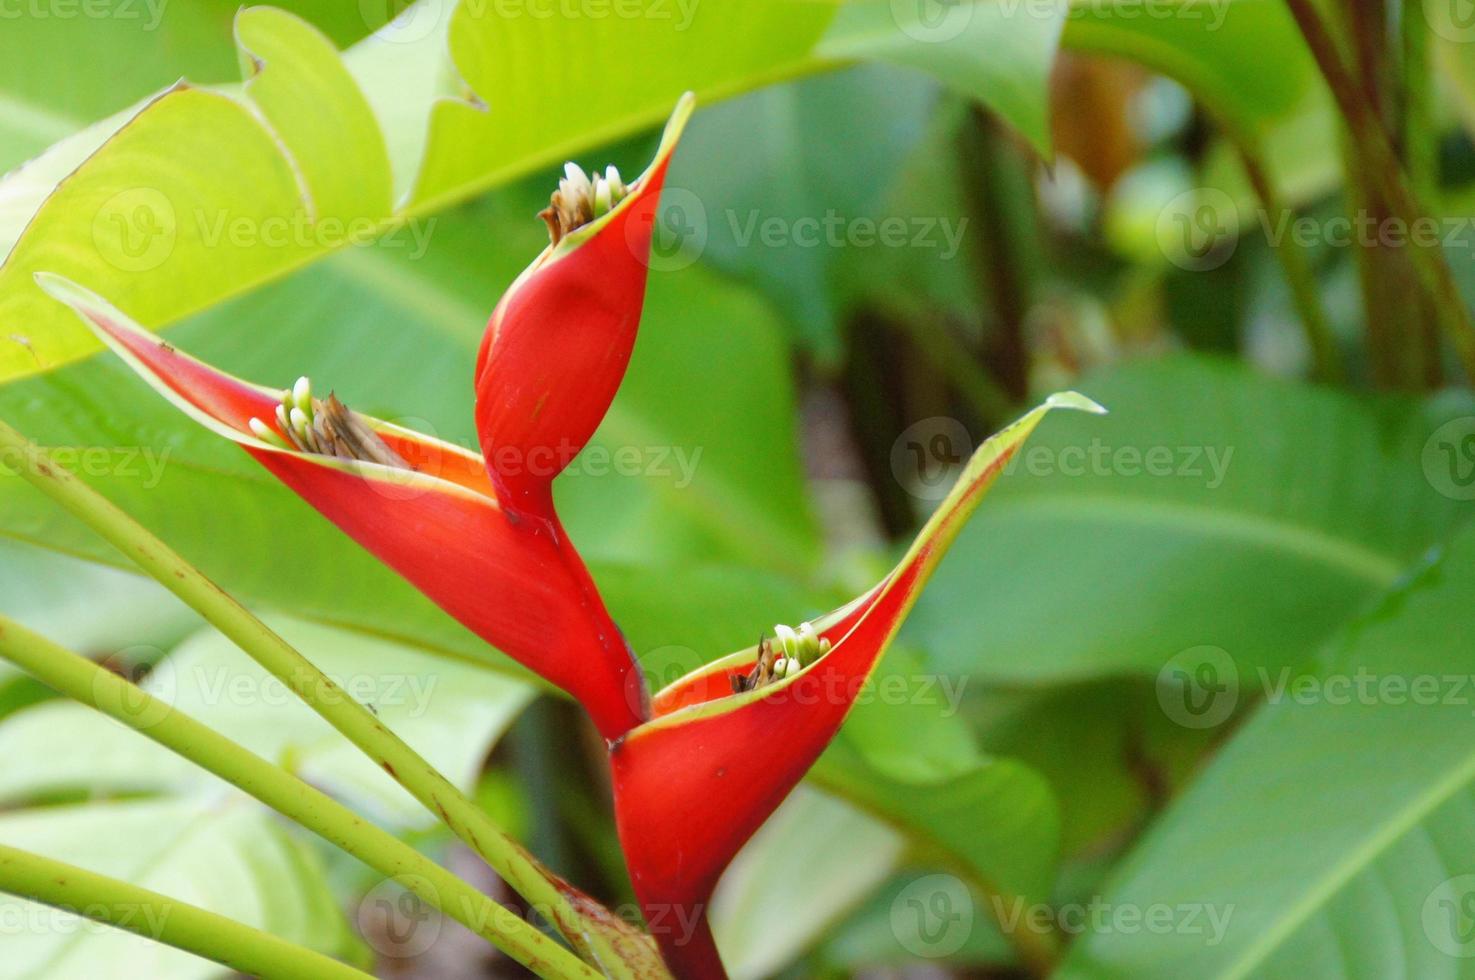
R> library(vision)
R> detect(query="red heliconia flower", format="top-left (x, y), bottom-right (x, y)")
top-left (37, 95), bottom-right (695, 742)
top-left (608, 393), bottom-right (1103, 979)
top-left (39, 83), bottom-right (1106, 980)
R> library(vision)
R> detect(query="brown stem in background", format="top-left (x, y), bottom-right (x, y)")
top-left (843, 310), bottom-right (921, 538)
top-left (1285, 0), bottom-right (1475, 381)
top-left (1342, 0), bottom-right (1439, 387)
top-left (959, 107), bottom-right (1045, 400)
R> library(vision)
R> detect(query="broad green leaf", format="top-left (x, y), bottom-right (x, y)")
top-left (907, 356), bottom-right (1475, 683)
top-left (710, 786), bottom-right (904, 980)
top-left (0, 796), bottom-right (358, 979)
top-left (1059, 521), bottom-right (1475, 979)
top-left (0, 702), bottom-right (198, 805)
top-left (2, 0), bottom-right (1065, 386)
top-left (669, 65), bottom-right (939, 356)
top-left (410, 0), bottom-right (835, 206)
top-left (0, 1), bottom-right (376, 170)
top-left (830, 94), bottom-right (987, 332)
top-left (0, 83), bottom-right (321, 379)
top-left (812, 656), bottom-right (1062, 915)
top-left (971, 680), bottom-right (1218, 858)
top-left (236, 6), bottom-right (393, 221)
top-left (0, 538), bottom-right (197, 660)
top-left (0, 616), bottom-right (532, 827)
top-left (820, 871), bottom-right (1015, 967)
top-left (1063, 0), bottom-right (1319, 137)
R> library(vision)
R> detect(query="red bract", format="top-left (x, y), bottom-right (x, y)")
top-left (476, 95), bottom-right (692, 521)
top-left (609, 394), bottom-right (1103, 979)
top-left (37, 95), bottom-right (695, 741)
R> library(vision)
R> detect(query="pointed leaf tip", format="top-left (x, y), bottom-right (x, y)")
top-left (1046, 390), bottom-right (1108, 414)
top-left (32, 271), bottom-right (92, 308)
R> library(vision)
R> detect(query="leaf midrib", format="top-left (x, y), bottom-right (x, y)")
top-left (1218, 748), bottom-right (1475, 979)
top-left (984, 491), bottom-right (1406, 588)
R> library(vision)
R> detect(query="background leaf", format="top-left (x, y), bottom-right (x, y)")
top-left (906, 356), bottom-right (1475, 683)
top-left (1060, 522), bottom-right (1475, 978)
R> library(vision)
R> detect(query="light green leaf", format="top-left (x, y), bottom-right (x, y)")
top-left (0, 1), bottom-right (377, 171)
top-left (711, 786), bottom-right (904, 980)
top-left (908, 356), bottom-right (1475, 683)
top-left (0, 538), bottom-right (197, 660)
top-left (1059, 521), bottom-right (1475, 979)
top-left (0, 796), bottom-right (358, 979)
top-left (411, 0), bottom-right (835, 206)
top-left (236, 5), bottom-right (393, 220)
top-left (0, 616), bottom-right (532, 828)
top-left (0, 83), bottom-right (318, 380)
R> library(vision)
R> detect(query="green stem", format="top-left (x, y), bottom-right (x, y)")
top-left (959, 105), bottom-right (1044, 400)
top-left (0, 420), bottom-right (650, 980)
top-left (1403, 0), bottom-right (1445, 384)
top-left (0, 614), bottom-right (598, 980)
top-left (1403, 0), bottom-right (1438, 206)
top-left (1284, 0), bottom-right (1475, 380)
top-left (0, 845), bottom-right (374, 980)
top-left (1230, 138), bottom-right (1345, 381)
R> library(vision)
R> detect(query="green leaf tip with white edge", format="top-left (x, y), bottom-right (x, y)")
top-left (1045, 390), bottom-right (1108, 415)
